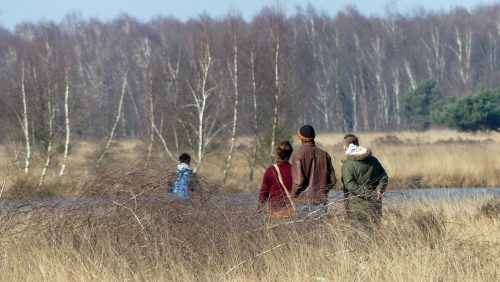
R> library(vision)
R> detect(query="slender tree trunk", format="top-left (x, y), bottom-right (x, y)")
top-left (223, 31), bottom-right (239, 185)
top-left (127, 89), bottom-right (142, 137)
top-left (59, 70), bottom-right (70, 178)
top-left (97, 70), bottom-right (128, 166)
top-left (38, 101), bottom-right (55, 188)
top-left (151, 118), bottom-right (176, 161)
top-left (353, 34), bottom-right (369, 130)
top-left (196, 93), bottom-right (206, 171)
top-left (189, 44), bottom-right (213, 172)
top-left (20, 62), bottom-right (30, 175)
top-left (270, 37), bottom-right (280, 160)
top-left (145, 119), bottom-right (155, 169)
top-left (349, 79), bottom-right (358, 132)
top-left (392, 68), bottom-right (401, 128)
top-left (449, 27), bottom-right (473, 93)
top-left (173, 124), bottom-right (179, 153)
top-left (145, 76), bottom-right (156, 169)
top-left (0, 145), bottom-right (21, 198)
top-left (249, 49), bottom-right (259, 181)
top-left (404, 60), bottom-right (416, 90)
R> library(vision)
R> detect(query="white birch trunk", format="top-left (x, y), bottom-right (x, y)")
top-left (189, 44), bottom-right (213, 171)
top-left (59, 70), bottom-right (70, 177)
top-left (223, 31), bottom-right (239, 185)
top-left (152, 123), bottom-right (176, 161)
top-left (38, 101), bottom-right (55, 188)
top-left (249, 49), bottom-right (258, 181)
top-left (20, 62), bottom-right (30, 175)
top-left (270, 37), bottom-right (280, 159)
top-left (196, 89), bottom-right (206, 170)
top-left (353, 34), bottom-right (369, 131)
top-left (145, 116), bottom-right (155, 168)
top-left (404, 60), bottom-right (417, 90)
top-left (144, 70), bottom-right (156, 168)
top-left (449, 27), bottom-right (473, 93)
top-left (349, 80), bottom-right (358, 132)
top-left (97, 71), bottom-right (128, 166)
top-left (392, 68), bottom-right (401, 128)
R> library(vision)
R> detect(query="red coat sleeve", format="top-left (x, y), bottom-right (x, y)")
top-left (259, 168), bottom-right (272, 203)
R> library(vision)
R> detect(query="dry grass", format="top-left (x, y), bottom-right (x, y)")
top-left (0, 176), bottom-right (498, 281)
top-left (215, 129), bottom-right (500, 190)
top-left (0, 129), bottom-right (499, 198)
top-left (1, 130), bottom-right (497, 281)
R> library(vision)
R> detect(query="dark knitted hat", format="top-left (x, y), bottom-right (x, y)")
top-left (298, 125), bottom-right (315, 142)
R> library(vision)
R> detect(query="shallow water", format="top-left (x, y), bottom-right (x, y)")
top-left (1, 187), bottom-right (499, 210)
top-left (382, 187), bottom-right (500, 201)
top-left (237, 187), bottom-right (500, 202)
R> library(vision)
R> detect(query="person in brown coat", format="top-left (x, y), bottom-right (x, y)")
top-left (291, 125), bottom-right (337, 217)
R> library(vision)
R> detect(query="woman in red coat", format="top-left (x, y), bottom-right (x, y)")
top-left (257, 141), bottom-right (295, 218)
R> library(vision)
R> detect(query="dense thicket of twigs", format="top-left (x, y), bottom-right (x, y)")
top-left (0, 170), bottom-right (498, 280)
top-left (1, 4), bottom-right (500, 144)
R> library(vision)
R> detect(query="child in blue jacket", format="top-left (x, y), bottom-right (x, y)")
top-left (171, 153), bottom-right (197, 199)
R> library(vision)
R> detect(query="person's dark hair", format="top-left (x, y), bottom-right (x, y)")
top-left (343, 134), bottom-right (359, 146)
top-left (275, 141), bottom-right (293, 161)
top-left (179, 153), bottom-right (191, 164)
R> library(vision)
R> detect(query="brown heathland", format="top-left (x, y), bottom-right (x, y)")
top-left (0, 129), bottom-right (499, 198)
top-left (0, 191), bottom-right (498, 281)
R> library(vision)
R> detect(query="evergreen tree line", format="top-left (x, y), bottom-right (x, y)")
top-left (402, 80), bottom-right (499, 132)
top-left (1, 4), bottom-right (500, 153)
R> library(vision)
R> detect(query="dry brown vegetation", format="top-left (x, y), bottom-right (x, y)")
top-left (0, 129), bottom-right (499, 198)
top-left (220, 129), bottom-right (500, 191)
top-left (0, 179), bottom-right (498, 281)
top-left (1, 132), bottom-right (498, 280)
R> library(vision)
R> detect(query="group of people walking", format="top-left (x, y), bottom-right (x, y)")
top-left (257, 125), bottom-right (388, 231)
top-left (169, 124), bottom-right (388, 233)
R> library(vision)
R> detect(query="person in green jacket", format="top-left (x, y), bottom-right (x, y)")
top-left (341, 134), bottom-right (388, 234)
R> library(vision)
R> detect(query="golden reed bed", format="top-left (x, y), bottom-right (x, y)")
top-left (0, 193), bottom-right (498, 281)
top-left (0, 129), bottom-right (499, 198)
top-left (220, 130), bottom-right (500, 191)
top-left (0, 129), bottom-right (498, 281)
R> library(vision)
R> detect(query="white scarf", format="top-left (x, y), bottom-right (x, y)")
top-left (345, 143), bottom-right (358, 155)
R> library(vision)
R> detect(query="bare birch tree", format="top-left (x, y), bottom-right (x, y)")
top-left (38, 100), bottom-right (55, 187)
top-left (391, 67), bottom-right (402, 128)
top-left (366, 35), bottom-right (388, 129)
top-left (248, 48), bottom-right (259, 181)
top-left (187, 39), bottom-right (224, 171)
top-left (422, 26), bottom-right (446, 81)
top-left (267, 10), bottom-right (286, 159)
top-left (352, 33), bottom-right (369, 130)
top-left (19, 62), bottom-right (31, 175)
top-left (97, 69), bottom-right (128, 166)
top-left (404, 60), bottom-right (417, 90)
top-left (223, 16), bottom-right (241, 185)
top-left (349, 75), bottom-right (359, 132)
top-left (161, 45), bottom-right (182, 153)
top-left (58, 69), bottom-right (70, 178)
top-left (449, 26), bottom-right (473, 93)
top-left (304, 15), bottom-right (340, 131)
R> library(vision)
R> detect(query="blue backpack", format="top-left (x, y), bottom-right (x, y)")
top-left (172, 164), bottom-right (193, 199)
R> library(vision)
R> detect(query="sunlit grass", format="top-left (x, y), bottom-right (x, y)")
top-left (1, 192), bottom-right (498, 281)
top-left (1, 129), bottom-right (499, 198)
top-left (0, 129), bottom-right (498, 280)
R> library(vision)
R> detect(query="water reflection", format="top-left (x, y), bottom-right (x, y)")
top-left (1, 187), bottom-right (498, 210)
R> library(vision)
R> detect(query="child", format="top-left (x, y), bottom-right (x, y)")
top-left (171, 153), bottom-right (196, 199)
